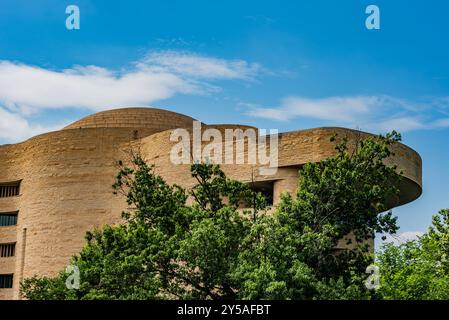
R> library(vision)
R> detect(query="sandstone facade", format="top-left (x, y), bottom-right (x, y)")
top-left (0, 107), bottom-right (422, 300)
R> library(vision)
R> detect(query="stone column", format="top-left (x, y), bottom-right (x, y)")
top-left (273, 167), bottom-right (299, 205)
top-left (15, 227), bottom-right (26, 300)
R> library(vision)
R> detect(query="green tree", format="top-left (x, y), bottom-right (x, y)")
top-left (377, 209), bottom-right (449, 299)
top-left (20, 132), bottom-right (403, 300)
top-left (22, 158), bottom-right (259, 299)
top-left (232, 132), bottom-right (402, 299)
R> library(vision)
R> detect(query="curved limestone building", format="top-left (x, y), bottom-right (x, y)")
top-left (0, 107), bottom-right (422, 299)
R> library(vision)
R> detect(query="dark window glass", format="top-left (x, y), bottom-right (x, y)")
top-left (0, 181), bottom-right (20, 198)
top-left (0, 275), bottom-right (13, 289)
top-left (0, 243), bottom-right (16, 257)
top-left (0, 213), bottom-right (18, 226)
top-left (242, 180), bottom-right (274, 208)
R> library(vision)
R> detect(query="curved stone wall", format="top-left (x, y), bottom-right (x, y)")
top-left (137, 126), bottom-right (422, 206)
top-left (64, 107), bottom-right (197, 131)
top-left (0, 107), bottom-right (422, 300)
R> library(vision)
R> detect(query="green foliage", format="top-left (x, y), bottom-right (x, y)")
top-left (230, 132), bottom-right (402, 300)
top-left (20, 275), bottom-right (76, 300)
top-left (20, 132), bottom-right (403, 300)
top-left (377, 209), bottom-right (449, 299)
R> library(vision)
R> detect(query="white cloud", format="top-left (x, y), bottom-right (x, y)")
top-left (246, 96), bottom-right (376, 122)
top-left (0, 51), bottom-right (260, 142)
top-left (0, 107), bottom-right (66, 142)
top-left (379, 231), bottom-right (424, 246)
top-left (141, 51), bottom-right (261, 80)
top-left (433, 118), bottom-right (449, 128)
top-left (0, 61), bottom-right (192, 113)
top-left (245, 95), bottom-right (449, 133)
top-left (373, 117), bottom-right (425, 133)
top-left (0, 51), bottom-right (260, 114)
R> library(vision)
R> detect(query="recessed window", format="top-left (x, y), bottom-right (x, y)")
top-left (0, 212), bottom-right (18, 227)
top-left (0, 274), bottom-right (13, 289)
top-left (0, 243), bottom-right (16, 257)
top-left (243, 180), bottom-right (274, 208)
top-left (0, 181), bottom-right (21, 198)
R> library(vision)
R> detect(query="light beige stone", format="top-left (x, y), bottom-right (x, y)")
top-left (0, 107), bottom-right (422, 300)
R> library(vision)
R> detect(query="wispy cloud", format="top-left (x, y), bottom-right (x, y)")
top-left (141, 51), bottom-right (261, 80)
top-left (433, 118), bottom-right (449, 128)
top-left (244, 14), bottom-right (276, 24)
top-left (0, 51), bottom-right (261, 142)
top-left (0, 51), bottom-right (260, 114)
top-left (0, 108), bottom-right (65, 142)
top-left (378, 231), bottom-right (424, 246)
top-left (246, 96), bottom-right (376, 122)
top-left (245, 95), bottom-right (449, 133)
top-left (375, 117), bottom-right (425, 133)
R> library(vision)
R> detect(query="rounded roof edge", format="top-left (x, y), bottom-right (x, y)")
top-left (63, 107), bottom-right (197, 131)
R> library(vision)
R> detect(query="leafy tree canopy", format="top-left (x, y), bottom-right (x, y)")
top-left (377, 209), bottom-right (449, 299)
top-left (21, 132), bottom-right (403, 300)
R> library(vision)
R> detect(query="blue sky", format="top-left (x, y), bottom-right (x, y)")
top-left (1, 0), bottom-right (448, 243)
